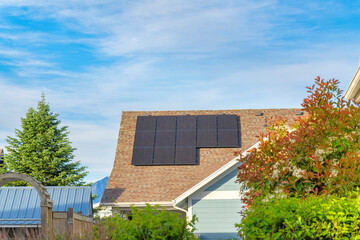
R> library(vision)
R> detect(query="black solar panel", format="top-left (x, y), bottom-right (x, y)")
top-left (132, 114), bottom-right (241, 166)
top-left (176, 131), bottom-right (196, 146)
top-left (197, 130), bottom-right (217, 147)
top-left (153, 147), bottom-right (175, 164)
top-left (197, 115), bottom-right (217, 147)
top-left (132, 147), bottom-right (154, 165)
top-left (134, 132), bottom-right (155, 147)
top-left (155, 132), bottom-right (176, 147)
top-left (197, 115), bottom-right (217, 130)
top-left (218, 130), bottom-right (239, 147)
top-left (157, 116), bottom-right (176, 131)
top-left (217, 115), bottom-right (239, 147)
top-left (175, 147), bottom-right (197, 164)
top-left (136, 116), bottom-right (156, 131)
top-left (177, 115), bottom-right (196, 131)
top-left (218, 115), bottom-right (238, 130)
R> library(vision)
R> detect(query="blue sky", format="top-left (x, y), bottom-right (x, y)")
top-left (1, 0), bottom-right (360, 182)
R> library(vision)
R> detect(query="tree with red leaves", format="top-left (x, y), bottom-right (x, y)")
top-left (238, 77), bottom-right (360, 206)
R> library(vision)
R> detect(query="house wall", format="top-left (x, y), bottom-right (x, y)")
top-left (189, 169), bottom-right (242, 240)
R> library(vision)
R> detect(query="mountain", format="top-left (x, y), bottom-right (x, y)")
top-left (91, 176), bottom-right (109, 204)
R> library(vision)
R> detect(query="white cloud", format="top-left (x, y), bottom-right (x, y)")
top-left (0, 79), bottom-right (41, 127)
top-left (0, 0), bottom-right (276, 56)
top-left (0, 47), bottom-right (28, 58)
top-left (66, 121), bottom-right (118, 182)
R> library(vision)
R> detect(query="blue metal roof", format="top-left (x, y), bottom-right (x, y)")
top-left (0, 186), bottom-right (93, 226)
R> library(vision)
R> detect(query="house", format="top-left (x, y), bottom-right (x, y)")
top-left (102, 109), bottom-right (301, 239)
top-left (0, 186), bottom-right (93, 238)
top-left (345, 63), bottom-right (360, 101)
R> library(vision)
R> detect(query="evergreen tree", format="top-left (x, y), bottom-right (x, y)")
top-left (3, 94), bottom-right (88, 186)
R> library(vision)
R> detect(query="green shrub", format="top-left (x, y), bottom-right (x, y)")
top-left (97, 204), bottom-right (197, 240)
top-left (238, 193), bottom-right (360, 240)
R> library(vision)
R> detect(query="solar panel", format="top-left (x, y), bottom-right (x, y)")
top-left (177, 115), bottom-right (196, 131)
top-left (155, 132), bottom-right (176, 147)
top-left (176, 131), bottom-right (196, 146)
top-left (218, 115), bottom-right (238, 130)
top-left (175, 147), bottom-right (197, 165)
top-left (197, 115), bottom-right (217, 147)
top-left (136, 116), bottom-right (156, 131)
top-left (156, 116), bottom-right (177, 131)
top-left (197, 115), bottom-right (217, 130)
top-left (153, 147), bottom-right (175, 164)
top-left (217, 115), bottom-right (239, 147)
top-left (197, 130), bottom-right (217, 147)
top-left (134, 131), bottom-right (156, 147)
top-left (218, 130), bottom-right (239, 147)
top-left (132, 148), bottom-right (154, 165)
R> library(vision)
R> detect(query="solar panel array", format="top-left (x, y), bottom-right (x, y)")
top-left (132, 115), bottom-right (240, 166)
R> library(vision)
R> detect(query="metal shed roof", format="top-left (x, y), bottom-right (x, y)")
top-left (0, 186), bottom-right (92, 226)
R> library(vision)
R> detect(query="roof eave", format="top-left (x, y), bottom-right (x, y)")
top-left (0, 224), bottom-right (40, 228)
top-left (101, 201), bottom-right (174, 208)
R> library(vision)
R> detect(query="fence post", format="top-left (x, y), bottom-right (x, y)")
top-left (41, 205), bottom-right (53, 239)
top-left (67, 208), bottom-right (74, 237)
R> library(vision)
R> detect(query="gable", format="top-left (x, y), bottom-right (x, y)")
top-left (187, 165), bottom-right (243, 238)
top-left (204, 169), bottom-right (238, 192)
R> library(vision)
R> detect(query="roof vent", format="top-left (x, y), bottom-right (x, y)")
top-left (263, 117), bottom-right (268, 128)
top-left (295, 111), bottom-right (303, 116)
top-left (255, 112), bottom-right (263, 116)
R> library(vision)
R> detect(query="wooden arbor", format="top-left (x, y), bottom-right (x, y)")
top-left (0, 173), bottom-right (53, 239)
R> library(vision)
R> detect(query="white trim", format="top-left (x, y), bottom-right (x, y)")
top-left (103, 201), bottom-right (174, 208)
top-left (0, 225), bottom-right (40, 228)
top-left (188, 197), bottom-right (193, 220)
top-left (173, 141), bottom-right (260, 207)
top-left (192, 191), bottom-right (241, 200)
top-left (0, 219), bottom-right (41, 221)
top-left (345, 64), bottom-right (360, 101)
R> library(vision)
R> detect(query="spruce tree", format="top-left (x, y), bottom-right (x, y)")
top-left (3, 94), bottom-right (88, 186)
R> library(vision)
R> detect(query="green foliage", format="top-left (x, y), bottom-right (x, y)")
top-left (94, 204), bottom-right (197, 240)
top-left (3, 94), bottom-right (88, 186)
top-left (238, 192), bottom-right (360, 239)
top-left (0, 150), bottom-right (5, 174)
top-left (237, 77), bottom-right (360, 205)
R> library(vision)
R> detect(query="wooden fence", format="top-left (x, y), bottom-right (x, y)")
top-left (52, 208), bottom-right (93, 237)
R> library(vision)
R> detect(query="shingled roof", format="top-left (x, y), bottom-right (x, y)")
top-left (102, 109), bottom-right (301, 205)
